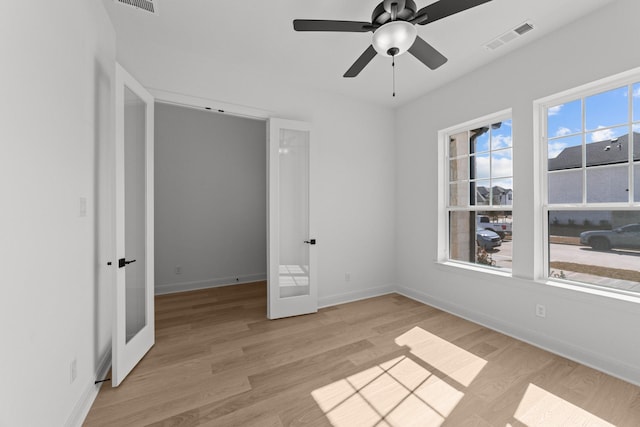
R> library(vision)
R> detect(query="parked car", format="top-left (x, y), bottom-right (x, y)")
top-left (477, 215), bottom-right (512, 239)
top-left (477, 228), bottom-right (502, 250)
top-left (579, 223), bottom-right (640, 251)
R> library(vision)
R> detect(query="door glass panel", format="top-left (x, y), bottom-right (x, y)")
top-left (279, 129), bottom-right (310, 298)
top-left (124, 86), bottom-right (147, 342)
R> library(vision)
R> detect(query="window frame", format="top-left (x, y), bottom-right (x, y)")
top-left (438, 108), bottom-right (513, 271)
top-left (534, 68), bottom-right (640, 295)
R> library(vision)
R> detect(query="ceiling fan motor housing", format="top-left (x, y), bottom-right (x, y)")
top-left (373, 0), bottom-right (417, 25)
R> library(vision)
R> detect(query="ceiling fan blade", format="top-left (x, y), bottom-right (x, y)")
top-left (293, 20), bottom-right (372, 32)
top-left (344, 45), bottom-right (377, 78)
top-left (408, 36), bottom-right (448, 70)
top-left (415, 0), bottom-right (492, 25)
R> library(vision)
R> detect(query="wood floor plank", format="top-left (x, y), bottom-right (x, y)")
top-left (84, 282), bottom-right (640, 426)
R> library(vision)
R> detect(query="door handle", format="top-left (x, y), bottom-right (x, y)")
top-left (304, 239), bottom-right (316, 245)
top-left (118, 258), bottom-right (137, 268)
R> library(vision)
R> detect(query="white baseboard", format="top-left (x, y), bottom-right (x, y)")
top-left (65, 350), bottom-right (112, 427)
top-left (318, 284), bottom-right (396, 309)
top-left (396, 285), bottom-right (640, 388)
top-left (155, 273), bottom-right (267, 295)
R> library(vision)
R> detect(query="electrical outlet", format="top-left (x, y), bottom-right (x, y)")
top-left (70, 359), bottom-right (77, 383)
top-left (535, 304), bottom-right (546, 318)
top-left (175, 266), bottom-right (182, 275)
top-left (345, 272), bottom-right (351, 282)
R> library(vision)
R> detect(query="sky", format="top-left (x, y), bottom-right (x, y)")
top-left (473, 119), bottom-right (513, 185)
top-left (547, 82), bottom-right (640, 158)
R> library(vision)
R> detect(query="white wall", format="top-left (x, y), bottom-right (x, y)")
top-left (154, 103), bottom-right (267, 293)
top-left (396, 0), bottom-right (640, 385)
top-left (0, 1), bottom-right (115, 426)
top-left (114, 38), bottom-right (397, 307)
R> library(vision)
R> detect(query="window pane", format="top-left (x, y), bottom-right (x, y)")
top-left (634, 126), bottom-right (640, 161)
top-left (585, 86), bottom-right (628, 131)
top-left (633, 83), bottom-right (640, 123)
top-left (492, 149), bottom-right (512, 178)
top-left (449, 157), bottom-right (468, 182)
top-left (473, 180), bottom-right (491, 206)
top-left (586, 165), bottom-right (629, 203)
top-left (548, 134), bottom-right (582, 171)
top-left (450, 211), bottom-right (474, 263)
top-left (478, 210), bottom-right (512, 269)
top-left (549, 170), bottom-right (582, 204)
top-left (635, 164), bottom-right (640, 202)
top-left (449, 131), bottom-right (468, 158)
top-left (492, 178), bottom-right (513, 206)
top-left (491, 120), bottom-right (512, 149)
top-left (585, 126), bottom-right (629, 167)
top-left (470, 127), bottom-right (490, 153)
top-left (548, 210), bottom-right (640, 293)
top-left (450, 211), bottom-right (511, 270)
top-left (471, 153), bottom-right (490, 180)
top-left (548, 99), bottom-right (581, 139)
top-left (449, 182), bottom-right (469, 207)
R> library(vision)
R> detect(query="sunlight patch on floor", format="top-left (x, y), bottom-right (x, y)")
top-left (395, 327), bottom-right (487, 387)
top-left (311, 355), bottom-right (465, 427)
top-left (514, 383), bottom-right (615, 426)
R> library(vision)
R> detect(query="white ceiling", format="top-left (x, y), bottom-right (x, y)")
top-left (102, 0), bottom-right (614, 108)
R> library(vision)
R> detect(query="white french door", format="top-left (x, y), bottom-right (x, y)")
top-left (112, 64), bottom-right (155, 386)
top-left (267, 119), bottom-right (318, 319)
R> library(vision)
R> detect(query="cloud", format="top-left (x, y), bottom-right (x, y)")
top-left (492, 135), bottom-right (512, 149)
top-left (590, 126), bottom-right (616, 142)
top-left (634, 87), bottom-right (640, 98)
top-left (548, 105), bottom-right (563, 116)
top-left (554, 127), bottom-right (572, 137)
top-left (492, 157), bottom-right (513, 178)
top-left (475, 156), bottom-right (490, 179)
top-left (474, 155), bottom-right (512, 179)
top-left (548, 141), bottom-right (569, 158)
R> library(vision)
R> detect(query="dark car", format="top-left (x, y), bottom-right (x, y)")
top-left (579, 223), bottom-right (640, 251)
top-left (477, 228), bottom-right (502, 250)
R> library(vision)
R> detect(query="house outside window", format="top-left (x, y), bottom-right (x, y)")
top-left (542, 75), bottom-right (640, 294)
top-left (444, 112), bottom-right (513, 270)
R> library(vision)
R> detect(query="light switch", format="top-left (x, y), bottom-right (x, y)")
top-left (79, 197), bottom-right (87, 217)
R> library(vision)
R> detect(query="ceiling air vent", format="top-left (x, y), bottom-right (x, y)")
top-left (113, 0), bottom-right (159, 15)
top-left (484, 21), bottom-right (534, 51)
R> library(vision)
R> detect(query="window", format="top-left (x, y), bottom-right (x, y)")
top-left (445, 113), bottom-right (513, 270)
top-left (543, 77), bottom-right (640, 294)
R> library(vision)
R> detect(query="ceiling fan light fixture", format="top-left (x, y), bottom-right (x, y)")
top-left (372, 21), bottom-right (417, 57)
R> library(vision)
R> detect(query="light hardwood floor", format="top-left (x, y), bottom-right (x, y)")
top-left (84, 282), bottom-right (640, 426)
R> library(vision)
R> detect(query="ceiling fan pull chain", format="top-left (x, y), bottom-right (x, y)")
top-left (392, 55), bottom-right (396, 97)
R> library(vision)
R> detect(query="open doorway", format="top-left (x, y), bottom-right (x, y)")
top-left (154, 102), bottom-right (267, 297)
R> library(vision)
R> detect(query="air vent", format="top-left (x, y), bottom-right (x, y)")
top-left (113, 0), bottom-right (158, 15)
top-left (484, 21), bottom-right (534, 51)
top-left (514, 22), bottom-right (534, 36)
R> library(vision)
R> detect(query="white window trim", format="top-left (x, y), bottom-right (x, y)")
top-left (533, 66), bottom-right (640, 294)
top-left (437, 108), bottom-right (512, 269)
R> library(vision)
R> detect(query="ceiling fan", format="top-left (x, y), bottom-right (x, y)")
top-left (293, 0), bottom-right (493, 78)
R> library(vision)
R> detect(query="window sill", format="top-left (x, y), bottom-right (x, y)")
top-left (436, 260), bottom-right (513, 279)
top-left (537, 277), bottom-right (640, 305)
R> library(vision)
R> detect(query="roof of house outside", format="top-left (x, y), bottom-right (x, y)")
top-left (549, 132), bottom-right (640, 171)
